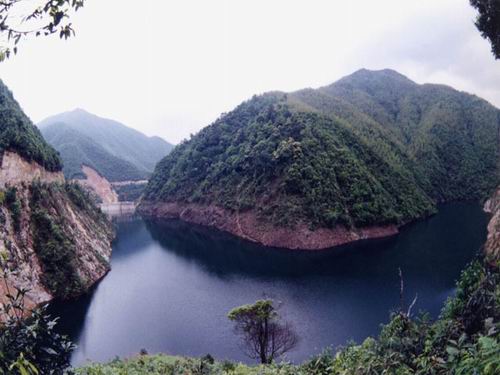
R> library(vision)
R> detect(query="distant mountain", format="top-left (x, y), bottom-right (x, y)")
top-left (140, 69), bottom-right (500, 249)
top-left (39, 109), bottom-right (174, 182)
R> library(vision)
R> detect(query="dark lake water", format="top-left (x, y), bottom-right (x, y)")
top-left (49, 202), bottom-right (489, 366)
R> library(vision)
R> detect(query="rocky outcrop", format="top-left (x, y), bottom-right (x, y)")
top-left (0, 151), bottom-right (64, 188)
top-left (76, 165), bottom-right (119, 204)
top-left (484, 187), bottom-right (500, 260)
top-left (0, 152), bottom-right (114, 316)
top-left (138, 201), bottom-right (398, 250)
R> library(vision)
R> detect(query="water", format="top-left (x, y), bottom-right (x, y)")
top-left (49, 202), bottom-right (489, 366)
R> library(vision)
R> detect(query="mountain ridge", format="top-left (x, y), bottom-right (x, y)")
top-left (139, 68), bottom-right (500, 250)
top-left (39, 109), bottom-right (174, 182)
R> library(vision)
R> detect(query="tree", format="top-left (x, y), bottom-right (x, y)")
top-left (0, 0), bottom-right (85, 61)
top-left (228, 299), bottom-right (298, 364)
top-left (470, 0), bottom-right (500, 59)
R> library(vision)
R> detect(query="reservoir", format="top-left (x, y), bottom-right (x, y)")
top-left (49, 202), bottom-right (489, 366)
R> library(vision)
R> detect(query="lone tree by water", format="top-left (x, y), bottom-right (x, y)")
top-left (228, 299), bottom-right (298, 364)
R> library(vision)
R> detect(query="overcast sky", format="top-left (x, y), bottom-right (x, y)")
top-left (0, 0), bottom-right (499, 144)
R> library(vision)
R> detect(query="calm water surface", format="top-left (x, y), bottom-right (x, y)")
top-left (49, 202), bottom-right (489, 366)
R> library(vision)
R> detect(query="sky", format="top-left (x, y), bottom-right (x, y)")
top-left (0, 0), bottom-right (499, 144)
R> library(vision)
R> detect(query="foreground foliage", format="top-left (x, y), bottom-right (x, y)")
top-left (0, 0), bottom-right (84, 61)
top-left (0, 264), bottom-right (73, 374)
top-left (77, 254), bottom-right (499, 374)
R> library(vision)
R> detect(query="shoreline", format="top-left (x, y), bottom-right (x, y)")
top-left (138, 201), bottom-right (399, 250)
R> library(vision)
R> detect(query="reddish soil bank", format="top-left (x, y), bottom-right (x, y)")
top-left (138, 201), bottom-right (399, 250)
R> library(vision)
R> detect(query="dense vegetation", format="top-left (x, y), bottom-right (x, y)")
top-left (114, 182), bottom-right (147, 202)
top-left (76, 253), bottom-right (500, 374)
top-left (144, 70), bottom-right (499, 229)
top-left (0, 79), bottom-right (62, 171)
top-left (29, 182), bottom-right (107, 299)
top-left (40, 109), bottom-right (173, 182)
top-left (314, 69), bottom-right (500, 202)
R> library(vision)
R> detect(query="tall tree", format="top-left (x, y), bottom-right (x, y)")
top-left (228, 300), bottom-right (298, 364)
top-left (0, 0), bottom-right (85, 61)
top-left (470, 0), bottom-right (500, 59)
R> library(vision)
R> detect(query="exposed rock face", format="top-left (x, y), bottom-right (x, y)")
top-left (138, 202), bottom-right (398, 250)
top-left (76, 165), bottom-right (119, 204)
top-left (0, 152), bottom-right (114, 315)
top-left (484, 186), bottom-right (500, 260)
top-left (0, 151), bottom-right (64, 188)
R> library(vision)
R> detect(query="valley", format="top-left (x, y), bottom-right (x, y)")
top-left (0, 1), bottom-right (499, 373)
top-left (0, 57), bottom-right (498, 375)
top-left (39, 109), bottom-right (173, 205)
top-left (51, 201), bottom-right (489, 365)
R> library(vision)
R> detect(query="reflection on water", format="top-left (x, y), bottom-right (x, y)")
top-left (49, 202), bottom-right (489, 366)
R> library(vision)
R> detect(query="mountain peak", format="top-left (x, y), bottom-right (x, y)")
top-left (339, 68), bottom-right (416, 86)
top-left (71, 108), bottom-right (92, 115)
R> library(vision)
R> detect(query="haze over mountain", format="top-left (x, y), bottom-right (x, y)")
top-left (141, 69), bottom-right (500, 249)
top-left (39, 109), bottom-right (174, 182)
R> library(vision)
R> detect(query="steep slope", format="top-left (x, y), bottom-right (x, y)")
top-left (39, 109), bottom-right (173, 180)
top-left (312, 69), bottom-right (500, 201)
top-left (0, 80), bottom-right (113, 309)
top-left (140, 69), bottom-right (500, 250)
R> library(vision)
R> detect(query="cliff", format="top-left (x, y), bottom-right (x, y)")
top-left (484, 186), bottom-right (500, 261)
top-left (0, 152), bottom-right (114, 312)
top-left (77, 165), bottom-right (119, 204)
top-left (0, 151), bottom-right (64, 188)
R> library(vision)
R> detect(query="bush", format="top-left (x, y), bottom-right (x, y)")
top-left (5, 187), bottom-right (21, 231)
top-left (0, 269), bottom-right (74, 374)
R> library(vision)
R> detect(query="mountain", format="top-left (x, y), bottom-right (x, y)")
top-left (0, 79), bottom-right (113, 305)
top-left (39, 109), bottom-right (174, 182)
top-left (297, 68), bottom-right (500, 201)
top-left (139, 69), bottom-right (500, 250)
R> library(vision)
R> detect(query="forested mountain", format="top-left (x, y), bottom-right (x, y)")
top-left (142, 69), bottom-right (500, 235)
top-left (41, 123), bottom-right (148, 181)
top-left (298, 69), bottom-right (500, 201)
top-left (0, 80), bottom-right (61, 171)
top-left (39, 109), bottom-right (173, 181)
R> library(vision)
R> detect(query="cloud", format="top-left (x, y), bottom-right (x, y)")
top-left (0, 0), bottom-right (498, 144)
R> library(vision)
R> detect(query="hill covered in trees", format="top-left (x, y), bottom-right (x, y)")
top-left (39, 109), bottom-right (173, 182)
top-left (141, 69), bottom-right (500, 246)
top-left (0, 80), bottom-right (61, 171)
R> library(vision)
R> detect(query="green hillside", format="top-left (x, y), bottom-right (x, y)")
top-left (312, 69), bottom-right (500, 201)
top-left (39, 109), bottom-right (173, 181)
top-left (143, 69), bottom-right (500, 229)
top-left (0, 80), bottom-right (61, 171)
